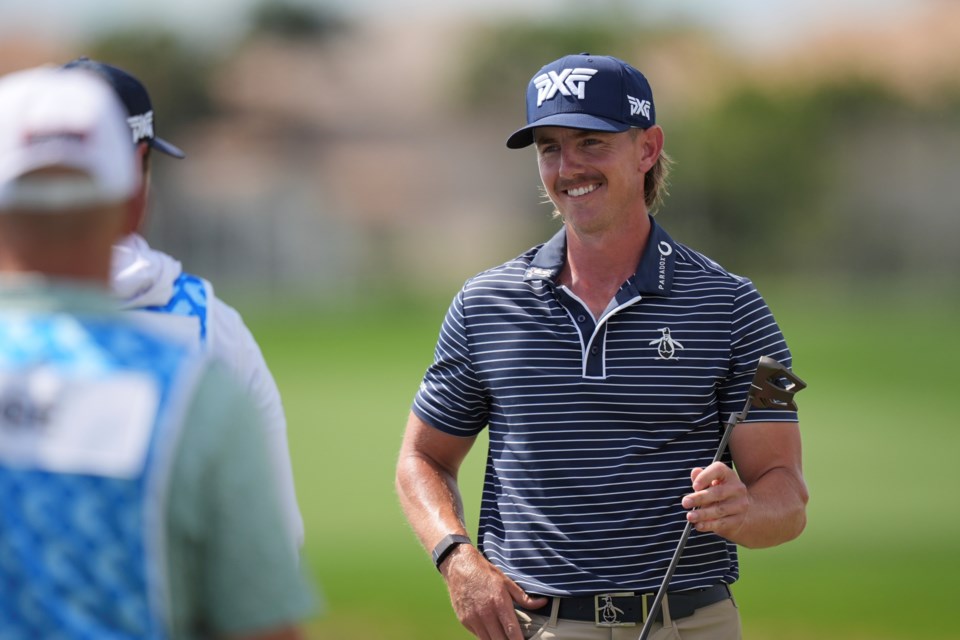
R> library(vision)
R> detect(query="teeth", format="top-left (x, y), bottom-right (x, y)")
top-left (567, 184), bottom-right (598, 197)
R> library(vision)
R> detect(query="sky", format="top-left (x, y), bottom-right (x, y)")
top-left (0, 0), bottom-right (931, 52)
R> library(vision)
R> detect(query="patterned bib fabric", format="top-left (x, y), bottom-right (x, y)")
top-left (0, 311), bottom-right (198, 639)
top-left (144, 272), bottom-right (209, 344)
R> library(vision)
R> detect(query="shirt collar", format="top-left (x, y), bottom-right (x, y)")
top-left (633, 216), bottom-right (677, 295)
top-left (523, 226), bottom-right (566, 281)
top-left (523, 216), bottom-right (678, 296)
top-left (0, 275), bottom-right (118, 313)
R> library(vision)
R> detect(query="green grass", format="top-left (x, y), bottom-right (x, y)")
top-left (237, 284), bottom-right (958, 639)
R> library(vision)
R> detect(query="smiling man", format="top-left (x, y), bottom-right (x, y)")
top-left (396, 53), bottom-right (808, 640)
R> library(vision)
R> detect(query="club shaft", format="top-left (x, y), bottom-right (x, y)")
top-left (636, 520), bottom-right (693, 639)
top-left (637, 404), bottom-right (750, 640)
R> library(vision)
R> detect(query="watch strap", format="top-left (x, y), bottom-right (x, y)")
top-left (431, 533), bottom-right (472, 571)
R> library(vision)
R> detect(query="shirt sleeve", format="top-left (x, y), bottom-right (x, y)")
top-left (167, 364), bottom-right (317, 637)
top-left (206, 293), bottom-right (304, 550)
top-left (717, 278), bottom-right (799, 424)
top-left (412, 288), bottom-right (490, 437)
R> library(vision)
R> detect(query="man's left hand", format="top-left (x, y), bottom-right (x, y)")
top-left (681, 463), bottom-right (750, 540)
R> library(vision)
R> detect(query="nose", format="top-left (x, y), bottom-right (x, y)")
top-left (558, 145), bottom-right (584, 179)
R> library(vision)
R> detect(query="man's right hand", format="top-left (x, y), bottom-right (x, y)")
top-left (439, 544), bottom-right (549, 640)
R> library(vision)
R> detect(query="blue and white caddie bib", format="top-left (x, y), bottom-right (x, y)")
top-left (121, 272), bottom-right (210, 352)
top-left (0, 309), bottom-right (204, 639)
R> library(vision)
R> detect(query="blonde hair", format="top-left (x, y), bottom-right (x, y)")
top-left (645, 149), bottom-right (673, 214)
top-left (629, 127), bottom-right (673, 214)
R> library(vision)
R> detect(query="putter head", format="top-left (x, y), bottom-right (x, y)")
top-left (749, 356), bottom-right (807, 411)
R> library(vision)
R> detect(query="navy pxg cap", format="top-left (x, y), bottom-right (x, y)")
top-left (63, 57), bottom-right (185, 159)
top-left (506, 53), bottom-right (656, 149)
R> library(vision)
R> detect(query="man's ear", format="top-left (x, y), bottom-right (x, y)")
top-left (122, 144), bottom-right (151, 235)
top-left (637, 125), bottom-right (665, 173)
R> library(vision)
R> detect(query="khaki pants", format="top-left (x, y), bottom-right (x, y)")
top-left (516, 594), bottom-right (741, 640)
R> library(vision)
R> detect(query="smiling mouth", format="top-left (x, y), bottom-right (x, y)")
top-left (565, 183), bottom-right (600, 197)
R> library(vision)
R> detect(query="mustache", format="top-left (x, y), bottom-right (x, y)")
top-left (555, 176), bottom-right (602, 192)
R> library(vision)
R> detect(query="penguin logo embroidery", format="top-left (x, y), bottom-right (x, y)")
top-left (649, 327), bottom-right (684, 361)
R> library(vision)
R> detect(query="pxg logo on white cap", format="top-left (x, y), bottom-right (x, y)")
top-left (506, 53), bottom-right (656, 149)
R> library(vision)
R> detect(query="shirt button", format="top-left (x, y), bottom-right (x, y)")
top-left (590, 346), bottom-right (599, 355)
top-left (577, 315), bottom-right (586, 323)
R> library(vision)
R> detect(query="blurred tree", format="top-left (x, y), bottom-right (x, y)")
top-left (82, 29), bottom-right (216, 132)
top-left (666, 84), bottom-right (831, 270)
top-left (246, 0), bottom-right (349, 41)
top-left (455, 18), bottom-right (680, 115)
top-left (665, 77), bottom-right (914, 273)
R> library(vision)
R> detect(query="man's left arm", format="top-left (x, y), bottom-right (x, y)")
top-left (209, 297), bottom-right (304, 551)
top-left (681, 421), bottom-right (808, 548)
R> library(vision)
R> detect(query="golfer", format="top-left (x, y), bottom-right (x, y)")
top-left (0, 65), bottom-right (313, 638)
top-left (396, 53), bottom-right (807, 640)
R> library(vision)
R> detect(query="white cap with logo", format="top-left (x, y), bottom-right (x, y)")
top-left (0, 66), bottom-right (139, 212)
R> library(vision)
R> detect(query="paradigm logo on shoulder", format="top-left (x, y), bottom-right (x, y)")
top-left (657, 241), bottom-right (672, 291)
top-left (628, 95), bottom-right (651, 118)
top-left (533, 68), bottom-right (598, 107)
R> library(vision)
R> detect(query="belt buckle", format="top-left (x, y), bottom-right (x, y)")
top-left (594, 592), bottom-right (640, 627)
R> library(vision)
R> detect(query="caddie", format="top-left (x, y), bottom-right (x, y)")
top-left (0, 65), bottom-right (313, 639)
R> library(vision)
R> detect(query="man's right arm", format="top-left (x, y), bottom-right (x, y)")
top-left (395, 412), bottom-right (546, 640)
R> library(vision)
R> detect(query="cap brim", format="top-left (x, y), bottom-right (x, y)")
top-left (505, 113), bottom-right (631, 149)
top-left (0, 175), bottom-right (127, 212)
top-left (151, 137), bottom-right (185, 159)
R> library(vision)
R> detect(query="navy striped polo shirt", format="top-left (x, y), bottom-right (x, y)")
top-left (413, 216), bottom-right (797, 596)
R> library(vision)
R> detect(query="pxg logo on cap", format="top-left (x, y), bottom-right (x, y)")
top-left (63, 57), bottom-right (185, 159)
top-left (506, 53), bottom-right (655, 149)
top-left (533, 67), bottom-right (598, 106)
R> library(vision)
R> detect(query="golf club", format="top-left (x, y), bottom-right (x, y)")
top-left (637, 355), bottom-right (807, 640)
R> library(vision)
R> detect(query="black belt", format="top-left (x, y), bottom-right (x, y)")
top-left (521, 583), bottom-right (731, 627)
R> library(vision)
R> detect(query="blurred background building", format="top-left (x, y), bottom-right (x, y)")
top-left (2, 0), bottom-right (957, 303)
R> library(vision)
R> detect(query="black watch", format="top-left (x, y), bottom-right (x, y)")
top-left (431, 534), bottom-right (472, 571)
